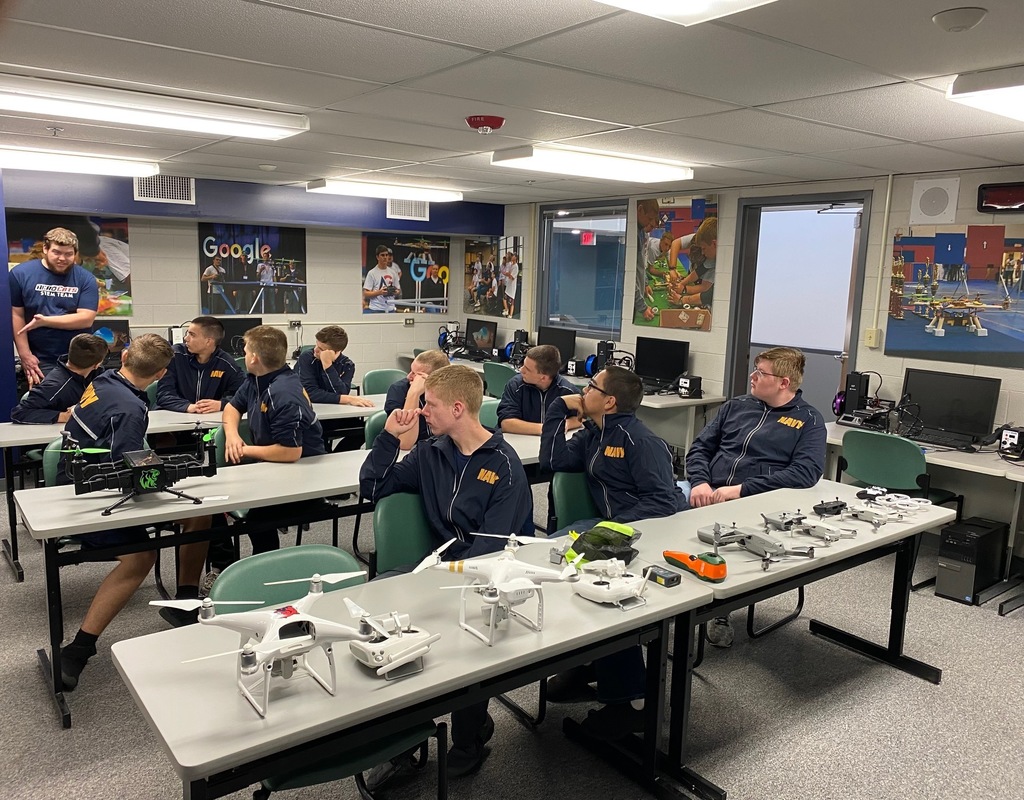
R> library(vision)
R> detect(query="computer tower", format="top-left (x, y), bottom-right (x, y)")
top-left (935, 517), bottom-right (1008, 605)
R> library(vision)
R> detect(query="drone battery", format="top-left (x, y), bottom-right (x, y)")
top-left (647, 565), bottom-right (681, 587)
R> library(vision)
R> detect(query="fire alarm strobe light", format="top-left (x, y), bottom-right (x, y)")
top-left (466, 115), bottom-right (505, 134)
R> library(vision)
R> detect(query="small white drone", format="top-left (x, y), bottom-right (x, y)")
top-left (571, 559), bottom-right (650, 611)
top-left (152, 571), bottom-right (372, 718)
top-left (760, 510), bottom-right (858, 546)
top-left (415, 533), bottom-right (580, 646)
top-left (697, 522), bottom-right (815, 571)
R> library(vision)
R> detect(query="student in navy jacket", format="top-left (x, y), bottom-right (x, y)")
top-left (10, 333), bottom-right (107, 424)
top-left (56, 335), bottom-right (213, 692)
top-left (155, 316), bottom-right (244, 413)
top-left (360, 364), bottom-right (533, 778)
top-left (541, 365), bottom-right (686, 741)
top-left (383, 348), bottom-right (450, 450)
top-left (684, 346), bottom-right (825, 648)
top-left (496, 344), bottom-right (580, 435)
top-left (295, 325), bottom-right (373, 451)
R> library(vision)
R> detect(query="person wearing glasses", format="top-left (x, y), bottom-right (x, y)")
top-left (684, 346), bottom-right (826, 646)
top-left (9, 227), bottom-right (100, 386)
top-left (363, 244), bottom-right (402, 313)
top-left (540, 365), bottom-right (686, 739)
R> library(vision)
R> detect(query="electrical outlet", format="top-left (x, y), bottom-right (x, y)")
top-left (289, 320), bottom-right (302, 329)
top-left (864, 328), bottom-right (881, 348)
top-left (404, 317), bottom-right (415, 327)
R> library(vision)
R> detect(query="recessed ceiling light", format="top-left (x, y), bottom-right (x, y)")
top-left (947, 65), bottom-right (1024, 122)
top-left (593, 0), bottom-right (779, 27)
top-left (491, 144), bottom-right (693, 183)
top-left (258, 164), bottom-right (278, 172)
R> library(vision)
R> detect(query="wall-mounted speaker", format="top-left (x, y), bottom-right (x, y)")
top-left (909, 178), bottom-right (960, 226)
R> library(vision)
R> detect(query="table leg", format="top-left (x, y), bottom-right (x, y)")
top-left (37, 538), bottom-right (71, 727)
top-left (184, 778), bottom-right (209, 800)
top-left (809, 536), bottom-right (942, 684)
top-left (3, 446), bottom-right (25, 581)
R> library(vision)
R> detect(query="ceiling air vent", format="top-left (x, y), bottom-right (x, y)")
top-left (387, 198), bottom-right (429, 221)
top-left (133, 175), bottom-right (196, 205)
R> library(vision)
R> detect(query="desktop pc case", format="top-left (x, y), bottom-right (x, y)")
top-left (935, 517), bottom-right (1007, 605)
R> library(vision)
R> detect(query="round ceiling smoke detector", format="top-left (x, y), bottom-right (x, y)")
top-left (465, 115), bottom-right (505, 134)
top-left (932, 7), bottom-right (987, 33)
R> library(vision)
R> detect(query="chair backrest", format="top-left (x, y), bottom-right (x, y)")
top-left (209, 544), bottom-right (365, 611)
top-left (299, 345), bottom-right (314, 355)
top-left (479, 397), bottom-right (499, 429)
top-left (840, 429), bottom-right (928, 491)
top-left (362, 369), bottom-right (406, 395)
top-left (213, 420), bottom-right (253, 467)
top-left (412, 348), bottom-right (425, 357)
top-left (363, 409), bottom-right (388, 449)
top-left (43, 437), bottom-right (64, 487)
top-left (235, 355), bottom-right (248, 374)
top-left (551, 471), bottom-right (600, 530)
top-left (145, 380), bottom-right (159, 409)
top-left (482, 361), bottom-right (517, 399)
top-left (373, 493), bottom-right (434, 574)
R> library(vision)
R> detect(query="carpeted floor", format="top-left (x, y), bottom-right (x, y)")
top-left (1, 484), bottom-right (1023, 800)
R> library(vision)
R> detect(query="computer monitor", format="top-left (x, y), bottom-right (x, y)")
top-left (536, 325), bottom-right (577, 370)
top-left (215, 316), bottom-right (263, 356)
top-left (465, 317), bottom-right (498, 356)
top-left (901, 368), bottom-right (1001, 441)
top-left (633, 336), bottom-right (689, 386)
top-left (90, 319), bottom-right (131, 368)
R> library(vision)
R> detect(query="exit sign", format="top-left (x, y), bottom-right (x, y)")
top-left (580, 230), bottom-right (596, 246)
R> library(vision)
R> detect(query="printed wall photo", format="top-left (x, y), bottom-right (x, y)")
top-left (362, 233), bottom-right (450, 314)
top-left (634, 196), bottom-right (718, 332)
top-left (464, 236), bottom-right (521, 320)
top-left (884, 225), bottom-right (1024, 368)
top-left (198, 223), bottom-right (307, 315)
top-left (6, 212), bottom-right (132, 317)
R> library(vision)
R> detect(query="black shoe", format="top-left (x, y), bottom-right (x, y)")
top-left (580, 702), bottom-right (645, 742)
top-left (478, 713), bottom-right (494, 746)
top-left (364, 748), bottom-right (420, 792)
top-left (447, 743), bottom-right (490, 778)
top-left (60, 642), bottom-right (96, 692)
top-left (159, 605), bottom-right (199, 628)
top-left (546, 664), bottom-right (597, 702)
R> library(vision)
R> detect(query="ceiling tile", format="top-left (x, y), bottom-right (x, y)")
top-left (921, 132), bottom-right (1024, 163)
top-left (823, 143), bottom-right (1007, 173)
top-left (715, 156), bottom-right (884, 181)
top-left (307, 110), bottom-right (523, 154)
top-left (558, 128), bottom-right (784, 164)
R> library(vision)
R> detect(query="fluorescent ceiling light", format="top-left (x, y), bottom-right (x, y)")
top-left (947, 65), bottom-right (1024, 123)
top-left (491, 145), bottom-right (694, 183)
top-left (0, 74), bottom-right (308, 140)
top-left (0, 147), bottom-right (159, 177)
top-left (594, 0), bottom-right (779, 26)
top-left (306, 179), bottom-right (463, 202)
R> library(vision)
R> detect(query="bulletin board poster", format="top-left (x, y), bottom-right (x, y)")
top-left (198, 224), bottom-right (307, 315)
top-left (6, 211), bottom-right (133, 317)
top-left (361, 233), bottom-right (450, 314)
top-left (464, 236), bottom-right (521, 320)
top-left (633, 196), bottom-right (718, 332)
top-left (883, 224), bottom-right (1024, 368)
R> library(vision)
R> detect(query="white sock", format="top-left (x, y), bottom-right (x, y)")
top-left (630, 699), bottom-right (644, 711)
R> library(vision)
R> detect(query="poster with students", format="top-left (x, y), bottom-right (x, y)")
top-left (361, 233), bottom-right (450, 314)
top-left (463, 236), bottom-right (521, 320)
top-left (197, 223), bottom-right (306, 315)
top-left (634, 196), bottom-right (718, 331)
top-left (6, 211), bottom-right (133, 317)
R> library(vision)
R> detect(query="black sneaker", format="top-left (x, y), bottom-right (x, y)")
top-left (60, 642), bottom-right (96, 692)
top-left (159, 605), bottom-right (199, 628)
top-left (446, 744), bottom-right (490, 778)
top-left (546, 664), bottom-right (597, 702)
top-left (580, 702), bottom-right (645, 742)
top-left (363, 749), bottom-right (419, 792)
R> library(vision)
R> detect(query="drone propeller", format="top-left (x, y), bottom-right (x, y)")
top-left (411, 537), bottom-right (458, 573)
top-left (56, 447), bottom-right (112, 454)
top-left (343, 597), bottom-right (390, 639)
top-left (149, 599), bottom-right (263, 611)
top-left (473, 532), bottom-right (550, 546)
top-left (182, 646), bottom-right (250, 664)
top-left (264, 570), bottom-right (366, 586)
top-left (201, 427), bottom-right (220, 443)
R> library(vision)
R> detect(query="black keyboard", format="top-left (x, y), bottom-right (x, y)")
top-left (912, 430), bottom-right (973, 448)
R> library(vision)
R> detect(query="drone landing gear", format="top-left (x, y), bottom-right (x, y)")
top-left (238, 644), bottom-right (337, 718)
top-left (457, 584), bottom-right (544, 646)
top-left (101, 487), bottom-right (204, 516)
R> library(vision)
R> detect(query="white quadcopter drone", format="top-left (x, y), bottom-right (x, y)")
top-left (571, 559), bottom-right (651, 611)
top-left (414, 533), bottom-right (580, 646)
top-left (151, 570), bottom-right (418, 717)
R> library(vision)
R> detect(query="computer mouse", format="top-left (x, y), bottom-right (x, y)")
top-left (957, 444), bottom-right (978, 453)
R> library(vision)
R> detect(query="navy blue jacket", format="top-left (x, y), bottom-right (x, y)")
top-left (541, 397), bottom-right (687, 523)
top-left (11, 356), bottom-right (98, 424)
top-left (384, 378), bottom-right (431, 443)
top-left (295, 349), bottom-right (355, 404)
top-left (156, 344), bottom-right (244, 412)
top-left (359, 429), bottom-right (533, 560)
top-left (685, 390), bottom-right (826, 497)
top-left (58, 370), bottom-right (149, 481)
top-left (228, 366), bottom-right (325, 457)
top-left (497, 373), bottom-right (579, 426)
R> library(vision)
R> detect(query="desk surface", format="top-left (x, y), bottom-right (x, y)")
top-left (112, 550), bottom-right (712, 780)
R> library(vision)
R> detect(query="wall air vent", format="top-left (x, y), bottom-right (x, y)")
top-left (133, 175), bottom-right (196, 205)
top-left (387, 198), bottom-right (429, 221)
